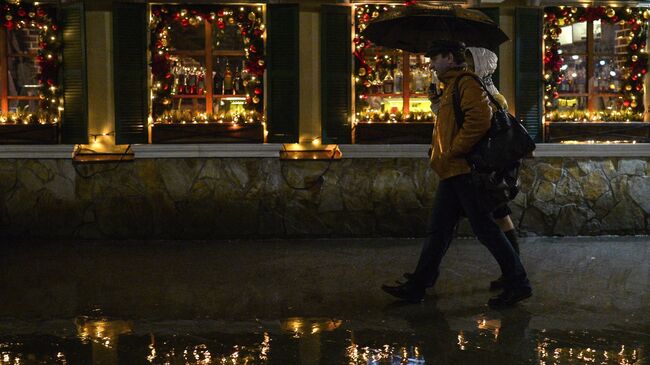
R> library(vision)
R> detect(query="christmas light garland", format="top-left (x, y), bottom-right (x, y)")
top-left (150, 4), bottom-right (265, 124)
top-left (544, 6), bottom-right (648, 121)
top-left (0, 0), bottom-right (61, 124)
top-left (354, 2), bottom-right (434, 123)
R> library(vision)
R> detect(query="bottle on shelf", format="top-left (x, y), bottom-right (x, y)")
top-left (223, 60), bottom-right (233, 95)
top-left (382, 69), bottom-right (394, 94)
top-left (372, 70), bottom-right (382, 94)
top-left (233, 66), bottom-right (242, 95)
top-left (197, 68), bottom-right (205, 95)
top-left (394, 61), bottom-right (403, 93)
top-left (177, 66), bottom-right (186, 95)
top-left (413, 65), bottom-right (424, 93)
top-left (187, 67), bottom-right (197, 95)
top-left (214, 58), bottom-right (223, 95)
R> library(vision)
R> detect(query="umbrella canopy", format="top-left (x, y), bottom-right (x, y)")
top-left (360, 4), bottom-right (509, 53)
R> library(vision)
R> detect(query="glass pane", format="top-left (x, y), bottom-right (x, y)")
top-left (593, 20), bottom-right (619, 54)
top-left (7, 56), bottom-right (40, 97)
top-left (212, 56), bottom-right (246, 96)
top-left (7, 28), bottom-right (39, 54)
top-left (557, 55), bottom-right (586, 94)
top-left (212, 21), bottom-right (244, 51)
top-left (408, 54), bottom-right (431, 95)
top-left (213, 97), bottom-right (247, 119)
top-left (169, 55), bottom-right (207, 96)
top-left (168, 23), bottom-right (205, 51)
top-left (9, 99), bottom-right (40, 114)
top-left (171, 97), bottom-right (207, 115)
top-left (558, 21), bottom-right (587, 54)
top-left (593, 56), bottom-right (621, 93)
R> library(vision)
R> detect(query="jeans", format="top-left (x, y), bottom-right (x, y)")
top-left (411, 173), bottom-right (530, 291)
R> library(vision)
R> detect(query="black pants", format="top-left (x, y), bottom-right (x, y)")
top-left (411, 173), bottom-right (530, 290)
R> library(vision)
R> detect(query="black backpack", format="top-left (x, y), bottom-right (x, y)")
top-left (452, 73), bottom-right (536, 172)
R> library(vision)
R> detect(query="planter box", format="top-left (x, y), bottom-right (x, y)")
top-left (546, 122), bottom-right (650, 143)
top-left (0, 124), bottom-right (58, 144)
top-left (353, 122), bottom-right (434, 144)
top-left (151, 122), bottom-right (264, 144)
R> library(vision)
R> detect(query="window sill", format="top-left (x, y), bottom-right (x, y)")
top-left (1, 143), bottom-right (649, 159)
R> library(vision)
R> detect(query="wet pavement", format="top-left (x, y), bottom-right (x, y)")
top-left (0, 236), bottom-right (648, 364)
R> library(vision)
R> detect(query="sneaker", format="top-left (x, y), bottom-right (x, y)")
top-left (488, 287), bottom-right (532, 309)
top-left (489, 276), bottom-right (505, 291)
top-left (381, 281), bottom-right (425, 303)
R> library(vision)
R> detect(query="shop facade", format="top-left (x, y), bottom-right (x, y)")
top-left (1, 0), bottom-right (650, 239)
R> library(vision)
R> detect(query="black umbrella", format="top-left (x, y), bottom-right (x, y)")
top-left (360, 4), bottom-right (509, 53)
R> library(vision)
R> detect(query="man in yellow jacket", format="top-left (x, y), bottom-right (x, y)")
top-left (382, 40), bottom-right (532, 308)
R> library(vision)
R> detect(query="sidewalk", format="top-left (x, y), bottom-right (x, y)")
top-left (0, 236), bottom-right (648, 364)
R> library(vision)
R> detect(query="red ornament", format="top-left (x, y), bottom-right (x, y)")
top-left (254, 88), bottom-right (262, 95)
top-left (632, 74), bottom-right (638, 81)
top-left (36, 7), bottom-right (46, 17)
top-left (181, 18), bottom-right (189, 27)
top-left (17, 8), bottom-right (26, 17)
top-left (51, 25), bottom-right (57, 31)
top-left (217, 20), bottom-right (225, 29)
top-left (362, 13), bottom-right (370, 23)
top-left (241, 29), bottom-right (247, 36)
top-left (165, 73), bottom-right (172, 79)
top-left (623, 100), bottom-right (631, 107)
top-left (249, 44), bottom-right (256, 53)
top-left (253, 29), bottom-right (262, 37)
top-left (637, 84), bottom-right (643, 91)
top-left (218, 10), bottom-right (224, 17)
top-left (5, 20), bottom-right (14, 30)
top-left (642, 69), bottom-right (647, 75)
top-left (553, 91), bottom-right (559, 99)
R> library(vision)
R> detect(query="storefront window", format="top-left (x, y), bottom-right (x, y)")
top-left (352, 3), bottom-right (434, 144)
top-left (543, 6), bottom-right (649, 143)
top-left (149, 4), bottom-right (265, 140)
top-left (0, 2), bottom-right (60, 126)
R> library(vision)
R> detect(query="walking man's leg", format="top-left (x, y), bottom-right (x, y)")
top-left (381, 178), bottom-right (462, 302)
top-left (453, 174), bottom-right (532, 308)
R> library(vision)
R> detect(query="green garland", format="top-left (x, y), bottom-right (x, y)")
top-left (544, 6), bottom-right (648, 119)
top-left (0, 0), bottom-right (61, 124)
top-left (150, 4), bottom-right (265, 124)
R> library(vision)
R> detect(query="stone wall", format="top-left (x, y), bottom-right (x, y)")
top-left (0, 156), bottom-right (649, 239)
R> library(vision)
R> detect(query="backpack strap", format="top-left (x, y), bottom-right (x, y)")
top-left (452, 72), bottom-right (504, 130)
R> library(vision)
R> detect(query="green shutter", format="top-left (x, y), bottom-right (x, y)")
top-left (473, 7), bottom-right (500, 89)
top-left (321, 5), bottom-right (351, 144)
top-left (515, 7), bottom-right (543, 143)
top-left (61, 1), bottom-right (88, 144)
top-left (113, 3), bottom-right (148, 144)
top-left (266, 4), bottom-right (299, 143)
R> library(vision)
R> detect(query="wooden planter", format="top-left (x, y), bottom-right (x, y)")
top-left (0, 124), bottom-right (58, 144)
top-left (545, 122), bottom-right (650, 143)
top-left (353, 122), bottom-right (434, 144)
top-left (151, 122), bottom-right (265, 144)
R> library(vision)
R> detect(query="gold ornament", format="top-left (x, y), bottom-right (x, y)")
top-left (162, 98), bottom-right (171, 105)
top-left (610, 83), bottom-right (616, 90)
top-left (228, 17), bottom-right (235, 25)
top-left (189, 17), bottom-right (200, 26)
top-left (644, 10), bottom-right (650, 20)
top-left (632, 101), bottom-right (638, 108)
top-left (253, 96), bottom-right (260, 104)
top-left (258, 59), bottom-right (265, 66)
top-left (28, 12), bottom-right (35, 18)
top-left (626, 84), bottom-right (633, 91)
top-left (570, 7), bottom-right (577, 13)
top-left (359, 68), bottom-right (366, 77)
top-left (372, 11), bottom-right (379, 18)
top-left (180, 9), bottom-right (188, 17)
top-left (557, 19), bottom-right (565, 26)
top-left (632, 55), bottom-right (639, 62)
top-left (606, 8), bottom-right (615, 18)
top-left (5, 15), bottom-right (12, 21)
top-left (248, 12), bottom-right (256, 21)
top-left (243, 80), bottom-right (249, 87)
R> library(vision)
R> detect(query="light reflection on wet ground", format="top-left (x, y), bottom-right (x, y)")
top-left (1, 237), bottom-right (649, 364)
top-left (0, 312), bottom-right (647, 364)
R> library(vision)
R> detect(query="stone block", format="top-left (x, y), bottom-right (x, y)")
top-left (617, 159), bottom-right (647, 176)
top-left (628, 176), bottom-right (650, 214)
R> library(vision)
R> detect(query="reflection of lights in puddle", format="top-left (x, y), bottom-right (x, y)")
top-left (536, 337), bottom-right (640, 364)
top-left (476, 316), bottom-right (501, 341)
top-left (280, 317), bottom-right (343, 339)
top-left (75, 317), bottom-right (133, 349)
top-left (346, 342), bottom-right (424, 364)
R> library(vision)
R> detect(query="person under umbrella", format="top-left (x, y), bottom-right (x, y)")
top-left (381, 40), bottom-right (532, 308)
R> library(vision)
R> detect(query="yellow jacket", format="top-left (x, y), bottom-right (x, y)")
top-left (430, 68), bottom-right (493, 180)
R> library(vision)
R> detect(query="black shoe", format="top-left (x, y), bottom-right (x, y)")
top-left (381, 281), bottom-right (425, 303)
top-left (403, 272), bottom-right (435, 288)
top-left (488, 287), bottom-right (532, 309)
top-left (489, 276), bottom-right (505, 291)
